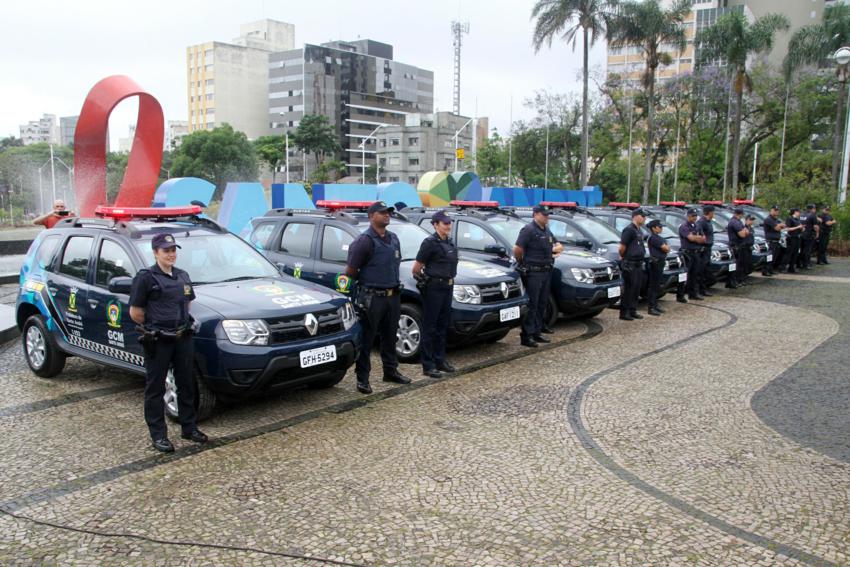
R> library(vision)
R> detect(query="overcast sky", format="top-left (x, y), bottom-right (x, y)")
top-left (1, 0), bottom-right (608, 147)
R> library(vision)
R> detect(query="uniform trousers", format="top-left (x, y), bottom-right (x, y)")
top-left (620, 259), bottom-right (645, 316)
top-left (355, 292), bottom-right (400, 381)
top-left (681, 250), bottom-right (702, 298)
top-left (646, 259), bottom-right (664, 310)
top-left (420, 283), bottom-right (452, 371)
top-left (782, 237), bottom-right (800, 272)
top-left (521, 269), bottom-right (552, 339)
top-left (800, 238), bottom-right (815, 269)
top-left (818, 232), bottom-right (831, 263)
top-left (144, 334), bottom-right (197, 440)
top-left (764, 240), bottom-right (780, 275)
top-left (697, 247), bottom-right (712, 294)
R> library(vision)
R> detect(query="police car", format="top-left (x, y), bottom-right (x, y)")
top-left (16, 206), bottom-right (361, 420)
top-left (401, 201), bottom-right (622, 326)
top-left (241, 201), bottom-right (528, 363)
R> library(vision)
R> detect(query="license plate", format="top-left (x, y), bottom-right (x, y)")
top-left (729, 262), bottom-right (737, 272)
top-left (767, 255), bottom-right (773, 262)
top-left (299, 345), bottom-right (337, 368)
top-left (607, 286), bottom-right (621, 298)
top-left (678, 272), bottom-right (687, 283)
top-left (500, 306), bottom-right (520, 322)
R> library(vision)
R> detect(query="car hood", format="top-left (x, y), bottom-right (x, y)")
top-left (556, 247), bottom-right (617, 268)
top-left (454, 259), bottom-right (516, 284)
top-left (194, 277), bottom-right (344, 319)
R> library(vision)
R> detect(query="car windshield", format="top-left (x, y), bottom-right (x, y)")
top-left (359, 222), bottom-right (429, 261)
top-left (487, 217), bottom-right (529, 245)
top-left (570, 216), bottom-right (621, 244)
top-left (135, 232), bottom-right (279, 285)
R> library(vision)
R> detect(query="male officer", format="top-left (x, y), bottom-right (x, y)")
top-left (618, 208), bottom-right (646, 321)
top-left (346, 201), bottom-right (411, 394)
top-left (413, 210), bottom-right (458, 378)
top-left (695, 205), bottom-right (716, 297)
top-left (645, 219), bottom-right (668, 316)
top-left (725, 207), bottom-right (749, 289)
top-left (799, 204), bottom-right (819, 270)
top-left (761, 204), bottom-right (785, 276)
top-left (740, 215), bottom-right (756, 284)
top-left (514, 205), bottom-right (563, 347)
top-left (129, 233), bottom-right (207, 453)
top-left (781, 207), bottom-right (804, 273)
top-left (817, 205), bottom-right (836, 264)
top-left (678, 208), bottom-right (707, 301)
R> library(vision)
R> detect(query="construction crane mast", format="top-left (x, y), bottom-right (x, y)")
top-left (451, 21), bottom-right (469, 116)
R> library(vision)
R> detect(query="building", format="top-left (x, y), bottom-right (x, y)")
top-left (165, 120), bottom-right (189, 151)
top-left (268, 39), bottom-right (434, 178)
top-left (117, 125), bottom-right (136, 153)
top-left (187, 19), bottom-right (295, 139)
top-left (374, 112), bottom-right (476, 185)
top-left (19, 114), bottom-right (60, 145)
top-left (59, 116), bottom-right (78, 146)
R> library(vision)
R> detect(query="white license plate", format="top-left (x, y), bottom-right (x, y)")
top-left (678, 272), bottom-right (687, 283)
top-left (299, 345), bottom-right (337, 368)
top-left (607, 286), bottom-right (621, 298)
top-left (728, 262), bottom-right (737, 272)
top-left (767, 255), bottom-right (773, 262)
top-left (500, 306), bottom-right (520, 322)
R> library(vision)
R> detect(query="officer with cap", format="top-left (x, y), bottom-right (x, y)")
top-left (781, 207), bottom-right (804, 273)
top-left (740, 215), bottom-right (756, 284)
top-left (800, 204), bottom-right (819, 270)
top-left (514, 204), bottom-right (563, 346)
top-left (817, 205), bottom-right (836, 264)
top-left (645, 219), bottom-right (669, 316)
top-left (725, 207), bottom-right (749, 289)
top-left (618, 208), bottom-right (647, 321)
top-left (129, 233), bottom-right (207, 453)
top-left (678, 208), bottom-right (707, 301)
top-left (761, 204), bottom-right (785, 276)
top-left (695, 205), bottom-right (716, 297)
top-left (345, 201), bottom-right (411, 394)
top-left (413, 210), bottom-right (459, 378)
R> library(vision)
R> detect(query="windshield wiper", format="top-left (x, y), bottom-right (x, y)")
top-left (219, 275), bottom-right (262, 283)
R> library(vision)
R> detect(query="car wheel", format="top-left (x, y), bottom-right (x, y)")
top-left (165, 366), bottom-right (217, 422)
top-left (545, 293), bottom-right (559, 328)
top-left (22, 315), bottom-right (66, 378)
top-left (308, 369), bottom-right (347, 389)
top-left (396, 303), bottom-right (422, 363)
top-left (484, 328), bottom-right (511, 343)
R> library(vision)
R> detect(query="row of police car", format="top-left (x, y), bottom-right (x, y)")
top-left (15, 199), bottom-right (759, 419)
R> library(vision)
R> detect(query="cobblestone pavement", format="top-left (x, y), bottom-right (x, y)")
top-left (0, 263), bottom-right (848, 565)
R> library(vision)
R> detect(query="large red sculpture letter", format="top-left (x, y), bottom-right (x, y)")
top-left (73, 75), bottom-right (164, 216)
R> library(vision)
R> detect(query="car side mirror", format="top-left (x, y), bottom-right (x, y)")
top-left (108, 276), bottom-right (133, 295)
top-left (483, 244), bottom-right (508, 257)
top-left (275, 262), bottom-right (287, 274)
top-left (576, 238), bottom-right (594, 250)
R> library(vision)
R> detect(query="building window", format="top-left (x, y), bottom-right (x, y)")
top-left (205, 64), bottom-right (214, 72)
top-left (379, 158), bottom-right (386, 166)
top-left (389, 156), bottom-right (400, 166)
top-left (444, 140), bottom-right (453, 148)
top-left (205, 79), bottom-right (214, 86)
top-left (390, 138), bottom-right (400, 146)
top-left (389, 176), bottom-right (400, 182)
top-left (409, 157), bottom-right (419, 166)
top-left (206, 122), bottom-right (214, 129)
top-left (206, 94), bottom-right (213, 101)
top-left (408, 176), bottom-right (418, 184)
top-left (380, 139), bottom-right (387, 147)
top-left (408, 137), bottom-right (419, 146)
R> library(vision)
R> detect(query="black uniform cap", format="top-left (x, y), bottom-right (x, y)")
top-left (702, 205), bottom-right (715, 214)
top-left (733, 207), bottom-right (744, 215)
top-left (686, 208), bottom-right (699, 216)
top-left (646, 219), bottom-right (662, 229)
top-left (151, 233), bottom-right (181, 250)
top-left (631, 208), bottom-right (646, 218)
top-left (367, 201), bottom-right (394, 215)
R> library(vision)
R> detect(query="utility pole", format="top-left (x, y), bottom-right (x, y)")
top-left (451, 21), bottom-right (470, 116)
top-left (544, 124), bottom-right (550, 189)
top-left (49, 143), bottom-right (57, 204)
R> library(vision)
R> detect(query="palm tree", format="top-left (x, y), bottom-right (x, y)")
top-left (784, 4), bottom-right (850, 190)
top-left (532, 0), bottom-right (618, 188)
top-left (607, 0), bottom-right (690, 204)
top-left (697, 11), bottom-right (789, 199)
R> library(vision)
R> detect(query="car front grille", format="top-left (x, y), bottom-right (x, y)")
top-left (266, 308), bottom-right (344, 344)
top-left (665, 255), bottom-right (682, 271)
top-left (718, 249), bottom-right (732, 261)
top-left (592, 266), bottom-right (620, 283)
top-left (755, 242), bottom-right (767, 253)
top-left (479, 280), bottom-right (523, 303)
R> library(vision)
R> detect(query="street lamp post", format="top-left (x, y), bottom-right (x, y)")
top-left (453, 117), bottom-right (474, 172)
top-left (359, 124), bottom-right (386, 184)
top-left (53, 157), bottom-right (73, 204)
top-left (836, 46), bottom-right (850, 205)
top-left (656, 164), bottom-right (665, 205)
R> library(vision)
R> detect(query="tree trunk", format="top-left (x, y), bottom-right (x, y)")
top-left (730, 69), bottom-right (745, 200)
top-left (832, 78), bottom-right (847, 190)
top-left (580, 27), bottom-right (590, 188)
top-left (642, 69), bottom-right (657, 204)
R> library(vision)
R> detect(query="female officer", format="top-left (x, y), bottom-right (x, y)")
top-left (129, 233), bottom-right (208, 453)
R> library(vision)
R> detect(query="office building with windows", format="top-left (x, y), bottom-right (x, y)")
top-left (19, 114), bottom-right (60, 145)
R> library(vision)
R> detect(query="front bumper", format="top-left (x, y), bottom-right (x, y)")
top-left (449, 296), bottom-right (529, 343)
top-left (555, 280), bottom-right (622, 315)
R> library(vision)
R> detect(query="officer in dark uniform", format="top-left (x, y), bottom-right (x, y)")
top-left (817, 206), bottom-right (836, 264)
top-left (618, 208), bottom-right (647, 321)
top-left (645, 219), bottom-right (669, 316)
top-left (678, 208), bottom-right (707, 301)
top-left (800, 204), bottom-right (818, 270)
top-left (514, 205), bottom-right (563, 347)
top-left (740, 215), bottom-right (756, 284)
top-left (761, 204), bottom-right (784, 276)
top-left (345, 201), bottom-right (411, 394)
top-left (413, 210), bottom-right (458, 378)
top-left (129, 233), bottom-right (207, 453)
top-left (725, 207), bottom-right (749, 289)
top-left (695, 205), bottom-right (716, 297)
top-left (781, 208), bottom-right (804, 273)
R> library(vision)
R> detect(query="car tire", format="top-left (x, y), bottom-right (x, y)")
top-left (22, 314), bottom-right (66, 378)
top-left (396, 303), bottom-right (422, 364)
top-left (484, 328), bottom-right (511, 343)
top-left (308, 369), bottom-right (347, 389)
top-left (165, 366), bottom-right (217, 422)
top-left (545, 293), bottom-right (559, 328)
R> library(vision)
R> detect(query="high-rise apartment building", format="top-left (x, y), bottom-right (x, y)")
top-left (187, 19), bottom-right (295, 139)
top-left (165, 120), bottom-right (189, 151)
top-left (268, 39), bottom-right (434, 178)
top-left (19, 114), bottom-right (60, 145)
top-left (59, 116), bottom-right (78, 146)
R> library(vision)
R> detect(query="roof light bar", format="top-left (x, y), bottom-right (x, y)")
top-left (540, 201), bottom-right (578, 208)
top-left (699, 200), bottom-right (723, 205)
top-left (608, 202), bottom-right (640, 209)
top-left (659, 201), bottom-right (687, 207)
top-left (732, 199), bottom-right (754, 205)
top-left (94, 205), bottom-right (202, 219)
top-left (449, 200), bottom-right (500, 208)
top-left (315, 200), bottom-right (375, 210)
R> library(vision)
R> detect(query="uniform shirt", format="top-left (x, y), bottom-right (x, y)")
top-left (820, 213), bottom-right (834, 235)
top-left (678, 221), bottom-right (701, 251)
top-left (763, 215), bottom-right (782, 241)
top-left (347, 227), bottom-right (401, 288)
top-left (785, 216), bottom-right (802, 238)
top-left (620, 223), bottom-right (646, 260)
top-left (415, 233), bottom-right (458, 279)
top-left (727, 216), bottom-right (745, 246)
top-left (743, 225), bottom-right (755, 246)
top-left (802, 212), bottom-right (817, 239)
top-left (695, 217), bottom-right (714, 246)
top-left (515, 221), bottom-right (555, 267)
top-left (129, 263), bottom-right (195, 330)
top-left (647, 233), bottom-right (667, 261)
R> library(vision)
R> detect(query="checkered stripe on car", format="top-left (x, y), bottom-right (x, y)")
top-left (66, 335), bottom-right (145, 367)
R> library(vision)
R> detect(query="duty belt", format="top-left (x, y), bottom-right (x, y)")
top-left (362, 286), bottom-right (401, 296)
top-left (623, 259), bottom-right (644, 267)
top-left (525, 265), bottom-right (553, 272)
top-left (426, 277), bottom-right (454, 286)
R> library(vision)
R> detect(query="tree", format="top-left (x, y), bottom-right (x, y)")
top-left (170, 124), bottom-right (258, 199)
top-left (0, 137), bottom-right (23, 152)
top-left (608, 0), bottom-right (690, 204)
top-left (311, 160), bottom-right (346, 183)
top-left (254, 135), bottom-right (286, 183)
top-left (531, 0), bottom-right (617, 188)
top-left (697, 10), bottom-right (789, 199)
top-left (292, 115), bottom-right (339, 167)
top-left (784, 3), bottom-right (850, 190)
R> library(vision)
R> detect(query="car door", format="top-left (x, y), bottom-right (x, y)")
top-left (455, 220), bottom-right (509, 267)
top-left (268, 221), bottom-right (316, 279)
top-left (245, 221), bottom-right (278, 252)
top-left (47, 235), bottom-right (94, 346)
top-left (87, 236), bottom-right (145, 366)
top-left (312, 223), bottom-right (357, 294)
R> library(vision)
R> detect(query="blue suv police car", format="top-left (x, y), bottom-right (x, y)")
top-left (16, 206), bottom-right (360, 420)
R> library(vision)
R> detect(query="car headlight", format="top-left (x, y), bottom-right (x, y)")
top-left (569, 267), bottom-right (595, 284)
top-left (752, 244), bottom-right (760, 253)
top-left (222, 319), bottom-right (270, 345)
top-left (453, 284), bottom-right (482, 304)
top-left (711, 250), bottom-right (721, 262)
top-left (516, 277), bottom-right (525, 295)
top-left (338, 301), bottom-right (357, 330)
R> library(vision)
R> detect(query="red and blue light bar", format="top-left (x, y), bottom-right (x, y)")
top-left (94, 205), bottom-right (202, 219)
